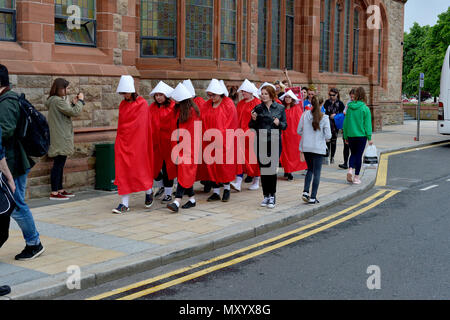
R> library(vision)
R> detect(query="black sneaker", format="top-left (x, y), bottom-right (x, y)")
top-left (207, 193), bottom-right (221, 202)
top-left (161, 195), bottom-right (172, 203)
top-left (0, 285), bottom-right (11, 296)
top-left (145, 193), bottom-right (154, 208)
top-left (15, 243), bottom-right (45, 261)
top-left (287, 173), bottom-right (294, 181)
top-left (181, 200), bottom-right (196, 209)
top-left (338, 164), bottom-right (348, 169)
top-left (222, 189), bottom-right (230, 202)
top-left (308, 198), bottom-right (320, 205)
top-left (244, 176), bottom-right (253, 183)
top-left (112, 203), bottom-right (129, 214)
top-left (302, 192), bottom-right (310, 203)
top-left (167, 202), bottom-right (179, 213)
top-left (154, 187), bottom-right (164, 198)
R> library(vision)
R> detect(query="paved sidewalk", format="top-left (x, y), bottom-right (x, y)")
top-left (1, 120), bottom-right (448, 300)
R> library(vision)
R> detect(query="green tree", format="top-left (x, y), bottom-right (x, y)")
top-left (402, 7), bottom-right (450, 98)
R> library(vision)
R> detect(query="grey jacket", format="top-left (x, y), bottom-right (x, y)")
top-left (297, 110), bottom-right (332, 155)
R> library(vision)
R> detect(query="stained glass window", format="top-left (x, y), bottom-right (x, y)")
top-left (54, 0), bottom-right (96, 46)
top-left (320, 0), bottom-right (331, 72)
top-left (221, 0), bottom-right (237, 60)
top-left (141, 0), bottom-right (177, 57)
top-left (242, 0), bottom-right (248, 62)
top-left (285, 0), bottom-right (294, 70)
top-left (343, 0), bottom-right (351, 73)
top-left (333, 3), bottom-right (341, 72)
top-left (353, 9), bottom-right (360, 75)
top-left (0, 0), bottom-right (15, 41)
top-left (270, 0), bottom-right (280, 69)
top-left (257, 0), bottom-right (267, 68)
top-left (186, 0), bottom-right (214, 59)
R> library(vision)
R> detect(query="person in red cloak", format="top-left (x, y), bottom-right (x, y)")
top-left (230, 79), bottom-right (261, 192)
top-left (149, 81), bottom-right (177, 203)
top-left (279, 90), bottom-right (308, 181)
top-left (197, 79), bottom-right (238, 202)
top-left (166, 83), bottom-right (202, 213)
top-left (112, 75), bottom-right (154, 214)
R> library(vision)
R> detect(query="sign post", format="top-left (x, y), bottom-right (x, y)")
top-left (416, 73), bottom-right (424, 141)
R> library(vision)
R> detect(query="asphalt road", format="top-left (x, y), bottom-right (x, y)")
top-left (61, 144), bottom-right (450, 301)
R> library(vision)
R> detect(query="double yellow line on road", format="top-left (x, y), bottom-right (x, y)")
top-left (88, 189), bottom-right (400, 301)
top-left (376, 141), bottom-right (450, 187)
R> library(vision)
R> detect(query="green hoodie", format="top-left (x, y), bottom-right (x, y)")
top-left (343, 100), bottom-right (372, 141)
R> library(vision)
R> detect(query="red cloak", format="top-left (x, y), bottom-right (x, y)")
top-left (114, 96), bottom-right (154, 195)
top-left (236, 97), bottom-right (261, 177)
top-left (280, 104), bottom-right (308, 173)
top-left (149, 100), bottom-right (178, 180)
top-left (173, 108), bottom-right (202, 189)
top-left (196, 97), bottom-right (239, 184)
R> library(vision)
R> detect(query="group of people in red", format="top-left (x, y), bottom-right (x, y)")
top-left (112, 75), bottom-right (308, 214)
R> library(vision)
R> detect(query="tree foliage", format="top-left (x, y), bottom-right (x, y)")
top-left (402, 7), bottom-right (450, 97)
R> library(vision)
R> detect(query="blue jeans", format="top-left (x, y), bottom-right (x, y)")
top-left (303, 153), bottom-right (323, 199)
top-left (11, 170), bottom-right (40, 246)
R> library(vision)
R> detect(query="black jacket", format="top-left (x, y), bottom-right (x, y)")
top-left (248, 102), bottom-right (287, 135)
top-left (323, 99), bottom-right (345, 137)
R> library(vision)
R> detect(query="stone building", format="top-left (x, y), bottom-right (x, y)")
top-left (0, 0), bottom-right (406, 198)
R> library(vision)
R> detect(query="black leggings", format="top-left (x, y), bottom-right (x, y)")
top-left (0, 213), bottom-right (11, 248)
top-left (155, 161), bottom-right (174, 188)
top-left (51, 155), bottom-right (67, 192)
top-left (175, 184), bottom-right (195, 199)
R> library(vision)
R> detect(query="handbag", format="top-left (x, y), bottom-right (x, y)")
top-left (363, 144), bottom-right (378, 165)
top-left (334, 113), bottom-right (345, 130)
top-left (0, 172), bottom-right (16, 216)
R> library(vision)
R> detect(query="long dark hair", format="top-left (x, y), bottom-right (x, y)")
top-left (311, 96), bottom-right (324, 131)
top-left (49, 78), bottom-right (69, 98)
top-left (154, 94), bottom-right (171, 107)
top-left (177, 98), bottom-right (200, 124)
top-left (329, 87), bottom-right (340, 101)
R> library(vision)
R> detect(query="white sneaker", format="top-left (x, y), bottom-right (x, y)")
top-left (249, 177), bottom-right (260, 190)
top-left (230, 181), bottom-right (242, 192)
top-left (260, 197), bottom-right (270, 207)
top-left (267, 197), bottom-right (275, 209)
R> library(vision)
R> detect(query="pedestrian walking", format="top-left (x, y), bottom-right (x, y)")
top-left (0, 125), bottom-right (15, 296)
top-left (112, 75), bottom-right (154, 213)
top-left (343, 87), bottom-right (373, 185)
top-left (298, 96), bottom-right (331, 204)
top-left (230, 79), bottom-right (261, 192)
top-left (166, 83), bottom-right (202, 213)
top-left (149, 81), bottom-right (177, 203)
top-left (279, 90), bottom-right (307, 180)
top-left (0, 64), bottom-right (44, 260)
top-left (46, 78), bottom-right (84, 200)
top-left (249, 85), bottom-right (287, 209)
top-left (339, 88), bottom-right (355, 169)
top-left (197, 79), bottom-right (238, 202)
top-left (323, 88), bottom-right (345, 164)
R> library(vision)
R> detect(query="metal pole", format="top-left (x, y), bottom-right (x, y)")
top-left (417, 75), bottom-right (423, 141)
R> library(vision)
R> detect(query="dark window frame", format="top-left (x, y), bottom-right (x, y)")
top-left (0, 5), bottom-right (16, 42)
top-left (220, 0), bottom-right (238, 61)
top-left (140, 0), bottom-right (178, 58)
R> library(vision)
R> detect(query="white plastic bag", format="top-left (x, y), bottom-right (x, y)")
top-left (363, 144), bottom-right (378, 167)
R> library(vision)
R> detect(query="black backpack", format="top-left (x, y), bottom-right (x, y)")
top-left (0, 93), bottom-right (50, 157)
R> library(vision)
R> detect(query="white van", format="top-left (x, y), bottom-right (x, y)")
top-left (438, 45), bottom-right (450, 134)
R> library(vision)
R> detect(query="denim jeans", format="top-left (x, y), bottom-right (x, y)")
top-left (348, 137), bottom-right (368, 175)
top-left (303, 152), bottom-right (324, 199)
top-left (11, 170), bottom-right (40, 246)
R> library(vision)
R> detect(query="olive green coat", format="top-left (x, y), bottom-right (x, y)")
top-left (45, 96), bottom-right (83, 158)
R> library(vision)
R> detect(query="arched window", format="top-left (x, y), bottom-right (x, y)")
top-left (271, 0), bottom-right (281, 69)
top-left (141, 0), bottom-right (177, 57)
top-left (0, 0), bottom-right (15, 41)
top-left (343, 0), bottom-right (351, 73)
top-left (221, 0), bottom-right (237, 61)
top-left (333, 2), bottom-right (342, 72)
top-left (186, 0), bottom-right (214, 59)
top-left (285, 0), bottom-right (295, 70)
top-left (320, 0), bottom-right (331, 72)
top-left (55, 0), bottom-right (96, 46)
top-left (257, 0), bottom-right (267, 68)
top-left (352, 8), bottom-right (360, 75)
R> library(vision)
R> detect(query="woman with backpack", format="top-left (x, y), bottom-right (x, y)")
top-left (343, 87), bottom-right (373, 185)
top-left (46, 78), bottom-right (84, 200)
top-left (298, 96), bottom-right (332, 204)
